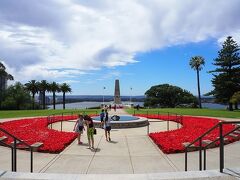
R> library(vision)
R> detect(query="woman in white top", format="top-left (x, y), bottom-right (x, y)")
top-left (104, 110), bottom-right (111, 141)
top-left (73, 114), bottom-right (85, 144)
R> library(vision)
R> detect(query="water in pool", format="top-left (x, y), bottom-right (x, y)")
top-left (92, 115), bottom-right (139, 121)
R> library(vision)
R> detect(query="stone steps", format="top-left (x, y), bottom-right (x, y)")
top-left (228, 133), bottom-right (239, 139)
top-left (183, 137), bottom-right (232, 151)
top-left (0, 136), bottom-right (8, 142)
top-left (0, 168), bottom-right (239, 180)
top-left (233, 130), bottom-right (240, 134)
top-left (9, 141), bottom-right (43, 152)
top-left (30, 142), bottom-right (43, 152)
top-left (182, 142), bottom-right (199, 151)
top-left (202, 140), bottom-right (215, 148)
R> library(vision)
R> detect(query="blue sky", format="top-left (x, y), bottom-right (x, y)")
top-left (0, 0), bottom-right (240, 96)
top-left (69, 38), bottom-right (219, 96)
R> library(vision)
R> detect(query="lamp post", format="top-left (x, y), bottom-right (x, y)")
top-left (103, 86), bottom-right (106, 106)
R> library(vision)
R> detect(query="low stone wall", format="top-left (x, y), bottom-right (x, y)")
top-left (93, 118), bottom-right (149, 129)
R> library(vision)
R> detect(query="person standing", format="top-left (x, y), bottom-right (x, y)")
top-left (100, 109), bottom-right (105, 128)
top-left (73, 114), bottom-right (85, 144)
top-left (84, 115), bottom-right (95, 150)
top-left (104, 109), bottom-right (111, 141)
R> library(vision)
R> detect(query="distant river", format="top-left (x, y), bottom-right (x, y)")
top-left (48, 101), bottom-right (144, 109)
top-left (202, 103), bottom-right (227, 109)
top-left (49, 102), bottom-right (227, 110)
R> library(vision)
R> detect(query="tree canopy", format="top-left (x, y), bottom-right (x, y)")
top-left (144, 84), bottom-right (197, 108)
top-left (208, 36), bottom-right (240, 110)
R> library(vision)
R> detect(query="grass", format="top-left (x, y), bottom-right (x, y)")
top-left (0, 109), bottom-right (100, 119)
top-left (125, 108), bottom-right (240, 118)
top-left (1, 108), bottom-right (240, 119)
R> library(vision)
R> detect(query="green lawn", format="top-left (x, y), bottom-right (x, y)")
top-left (0, 109), bottom-right (100, 119)
top-left (125, 108), bottom-right (240, 118)
top-left (1, 108), bottom-right (240, 119)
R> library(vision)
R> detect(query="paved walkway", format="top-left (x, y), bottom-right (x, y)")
top-left (0, 109), bottom-right (239, 175)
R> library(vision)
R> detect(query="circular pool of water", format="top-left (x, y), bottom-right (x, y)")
top-left (92, 115), bottom-right (139, 121)
top-left (92, 115), bottom-right (148, 129)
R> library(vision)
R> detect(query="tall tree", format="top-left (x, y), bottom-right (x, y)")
top-left (209, 36), bottom-right (240, 111)
top-left (37, 80), bottom-right (49, 109)
top-left (0, 62), bottom-right (14, 109)
top-left (60, 83), bottom-right (71, 109)
top-left (189, 56), bottom-right (205, 108)
top-left (49, 82), bottom-right (60, 110)
top-left (25, 80), bottom-right (38, 109)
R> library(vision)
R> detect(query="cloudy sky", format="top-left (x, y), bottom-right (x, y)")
top-left (1, 0), bottom-right (240, 95)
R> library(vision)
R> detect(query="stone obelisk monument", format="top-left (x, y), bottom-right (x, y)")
top-left (114, 79), bottom-right (121, 104)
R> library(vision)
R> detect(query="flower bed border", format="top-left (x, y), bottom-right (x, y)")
top-left (135, 114), bottom-right (239, 154)
top-left (0, 115), bottom-right (79, 153)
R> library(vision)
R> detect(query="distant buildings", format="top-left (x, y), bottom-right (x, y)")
top-left (0, 76), bottom-right (7, 91)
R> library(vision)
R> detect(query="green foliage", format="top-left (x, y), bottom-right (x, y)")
top-left (60, 83), bottom-right (72, 93)
top-left (209, 36), bottom-right (240, 110)
top-left (25, 80), bottom-right (39, 109)
top-left (125, 108), bottom-right (240, 118)
top-left (230, 91), bottom-right (240, 104)
top-left (144, 84), bottom-right (197, 108)
top-left (189, 56), bottom-right (205, 71)
top-left (48, 82), bottom-right (60, 109)
top-left (60, 83), bottom-right (72, 109)
top-left (1, 82), bottom-right (32, 110)
top-left (0, 109), bottom-right (100, 119)
top-left (37, 80), bottom-right (49, 109)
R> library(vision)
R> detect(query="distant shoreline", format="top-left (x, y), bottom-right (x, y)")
top-left (48, 101), bottom-right (227, 110)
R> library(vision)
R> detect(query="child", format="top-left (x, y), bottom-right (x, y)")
top-left (100, 109), bottom-right (105, 128)
top-left (73, 114), bottom-right (85, 144)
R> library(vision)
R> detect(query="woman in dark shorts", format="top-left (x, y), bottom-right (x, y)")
top-left (73, 114), bottom-right (85, 144)
top-left (104, 110), bottom-right (111, 141)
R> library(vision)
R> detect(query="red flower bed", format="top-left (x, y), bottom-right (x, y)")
top-left (0, 115), bottom-right (79, 153)
top-left (135, 114), bottom-right (239, 154)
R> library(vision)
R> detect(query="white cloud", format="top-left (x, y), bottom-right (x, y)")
top-left (0, 0), bottom-right (240, 82)
top-left (218, 30), bottom-right (240, 46)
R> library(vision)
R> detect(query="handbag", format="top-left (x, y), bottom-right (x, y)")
top-left (94, 128), bottom-right (97, 135)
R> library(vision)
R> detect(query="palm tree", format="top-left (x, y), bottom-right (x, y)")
top-left (189, 56), bottom-right (205, 108)
top-left (37, 80), bottom-right (49, 109)
top-left (60, 83), bottom-right (71, 109)
top-left (25, 80), bottom-right (38, 109)
top-left (49, 82), bottom-right (60, 110)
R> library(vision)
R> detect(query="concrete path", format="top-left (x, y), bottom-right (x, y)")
top-left (0, 108), bottom-right (239, 175)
